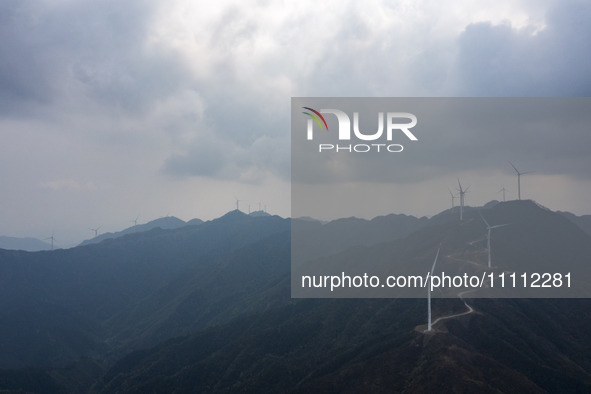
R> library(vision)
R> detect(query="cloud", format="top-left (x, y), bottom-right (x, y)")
top-left (454, 1), bottom-right (591, 96)
top-left (2, 0), bottom-right (591, 244)
top-left (163, 130), bottom-right (289, 183)
top-left (40, 178), bottom-right (97, 192)
top-left (292, 97), bottom-right (591, 185)
top-left (0, 0), bottom-right (198, 121)
top-left (6, 0), bottom-right (588, 188)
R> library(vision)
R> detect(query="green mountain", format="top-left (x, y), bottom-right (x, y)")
top-left (78, 216), bottom-right (202, 246)
top-left (0, 211), bottom-right (289, 368)
top-left (92, 201), bottom-right (591, 392)
top-left (93, 298), bottom-right (591, 393)
top-left (1, 201), bottom-right (591, 393)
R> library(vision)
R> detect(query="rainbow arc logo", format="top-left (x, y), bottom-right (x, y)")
top-left (302, 107), bottom-right (328, 131)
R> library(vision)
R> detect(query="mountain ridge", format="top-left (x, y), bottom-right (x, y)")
top-left (1, 202), bottom-right (591, 392)
top-left (0, 235), bottom-right (52, 251)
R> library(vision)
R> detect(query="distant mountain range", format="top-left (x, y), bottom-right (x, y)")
top-left (79, 211), bottom-right (273, 246)
top-left (0, 202), bottom-right (590, 392)
top-left (0, 236), bottom-right (52, 252)
top-left (0, 211), bottom-right (272, 252)
top-left (78, 216), bottom-right (200, 246)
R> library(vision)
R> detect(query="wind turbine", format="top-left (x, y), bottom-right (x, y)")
top-left (426, 248), bottom-right (440, 332)
top-left (131, 215), bottom-right (139, 227)
top-left (479, 212), bottom-right (509, 268)
top-left (89, 225), bottom-right (102, 238)
top-left (448, 188), bottom-right (457, 209)
top-left (456, 178), bottom-right (470, 221)
top-left (498, 186), bottom-right (508, 202)
top-left (508, 161), bottom-right (534, 200)
top-left (235, 198), bottom-right (242, 211)
top-left (44, 233), bottom-right (56, 250)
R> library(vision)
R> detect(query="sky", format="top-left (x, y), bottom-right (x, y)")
top-left (290, 97), bottom-right (591, 220)
top-left (1, 0), bottom-right (590, 246)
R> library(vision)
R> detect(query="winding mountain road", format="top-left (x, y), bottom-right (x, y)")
top-left (430, 289), bottom-right (475, 328)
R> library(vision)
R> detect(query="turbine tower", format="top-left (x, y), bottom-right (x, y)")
top-left (44, 233), bottom-right (56, 250)
top-left (132, 215), bottom-right (139, 227)
top-left (456, 178), bottom-right (470, 221)
top-left (89, 225), bottom-right (102, 238)
top-left (480, 212), bottom-right (508, 268)
top-left (448, 188), bottom-right (457, 209)
top-left (235, 198), bottom-right (242, 211)
top-left (498, 186), bottom-right (507, 202)
top-left (426, 248), bottom-right (440, 332)
top-left (508, 161), bottom-right (534, 200)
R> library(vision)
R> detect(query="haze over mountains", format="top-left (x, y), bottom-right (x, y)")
top-left (0, 201), bottom-right (590, 392)
top-left (78, 216), bottom-right (201, 247)
top-left (0, 211), bottom-right (273, 251)
top-left (0, 236), bottom-right (52, 252)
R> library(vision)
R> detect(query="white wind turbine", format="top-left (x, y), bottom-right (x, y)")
top-left (508, 161), bottom-right (534, 200)
top-left (498, 186), bottom-right (508, 202)
top-left (456, 179), bottom-right (470, 221)
top-left (479, 212), bottom-right (509, 268)
top-left (425, 248), bottom-right (440, 332)
top-left (448, 188), bottom-right (457, 209)
top-left (89, 225), bottom-right (102, 238)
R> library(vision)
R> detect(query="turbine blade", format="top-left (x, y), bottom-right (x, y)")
top-left (430, 248), bottom-right (440, 276)
top-left (508, 160), bottom-right (519, 174)
top-left (491, 224), bottom-right (509, 229)
top-left (479, 212), bottom-right (490, 228)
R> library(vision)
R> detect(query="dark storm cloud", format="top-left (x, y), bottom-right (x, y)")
top-left (455, 1), bottom-right (591, 96)
top-left (292, 98), bottom-right (591, 184)
top-left (0, 0), bottom-right (289, 182)
top-left (0, 0), bottom-right (189, 115)
top-left (152, 4), bottom-right (293, 181)
top-left (2, 0), bottom-right (590, 186)
top-left (292, 1), bottom-right (591, 187)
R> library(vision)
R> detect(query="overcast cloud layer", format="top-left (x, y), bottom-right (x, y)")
top-left (1, 0), bottom-right (590, 245)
